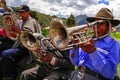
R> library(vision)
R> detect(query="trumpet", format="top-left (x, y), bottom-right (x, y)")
top-left (20, 32), bottom-right (63, 62)
top-left (3, 10), bottom-right (20, 40)
top-left (49, 18), bottom-right (104, 51)
top-left (0, 0), bottom-right (20, 40)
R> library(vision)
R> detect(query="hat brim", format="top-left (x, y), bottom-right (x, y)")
top-left (87, 17), bottom-right (120, 27)
top-left (3, 11), bottom-right (10, 16)
top-left (17, 10), bottom-right (25, 12)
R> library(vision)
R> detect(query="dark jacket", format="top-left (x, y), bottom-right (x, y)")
top-left (40, 50), bottom-right (75, 79)
top-left (0, 35), bottom-right (14, 54)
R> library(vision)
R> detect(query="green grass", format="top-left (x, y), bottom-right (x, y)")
top-left (111, 32), bottom-right (120, 42)
top-left (118, 64), bottom-right (120, 73)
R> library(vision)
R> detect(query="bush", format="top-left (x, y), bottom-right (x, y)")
top-left (42, 29), bottom-right (49, 37)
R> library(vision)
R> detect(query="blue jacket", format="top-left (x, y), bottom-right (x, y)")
top-left (69, 35), bottom-right (120, 80)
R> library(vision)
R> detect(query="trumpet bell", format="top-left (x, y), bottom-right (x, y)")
top-left (20, 32), bottom-right (38, 51)
top-left (49, 18), bottom-right (69, 50)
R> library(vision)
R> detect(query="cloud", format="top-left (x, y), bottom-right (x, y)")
top-left (6, 0), bottom-right (120, 18)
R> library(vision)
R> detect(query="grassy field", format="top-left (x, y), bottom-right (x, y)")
top-left (118, 64), bottom-right (120, 73)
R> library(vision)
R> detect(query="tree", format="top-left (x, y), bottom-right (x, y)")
top-left (66, 13), bottom-right (76, 27)
top-left (30, 10), bottom-right (38, 20)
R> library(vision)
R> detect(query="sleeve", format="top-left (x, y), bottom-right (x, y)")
top-left (89, 43), bottom-right (120, 79)
top-left (22, 20), bottom-right (35, 33)
top-left (69, 48), bottom-right (80, 66)
top-left (33, 20), bottom-right (42, 34)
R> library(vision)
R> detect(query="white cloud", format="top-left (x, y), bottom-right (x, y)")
top-left (6, 0), bottom-right (120, 18)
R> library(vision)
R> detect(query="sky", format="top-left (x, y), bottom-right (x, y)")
top-left (6, 0), bottom-right (120, 18)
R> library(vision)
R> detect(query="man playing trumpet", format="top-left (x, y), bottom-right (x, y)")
top-left (69, 8), bottom-right (120, 80)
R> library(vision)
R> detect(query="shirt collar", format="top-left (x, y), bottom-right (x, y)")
top-left (92, 35), bottom-right (113, 44)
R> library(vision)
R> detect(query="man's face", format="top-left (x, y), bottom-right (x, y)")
top-left (19, 11), bottom-right (29, 21)
top-left (93, 21), bottom-right (109, 38)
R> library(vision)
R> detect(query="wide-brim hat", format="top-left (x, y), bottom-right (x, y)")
top-left (87, 8), bottom-right (120, 27)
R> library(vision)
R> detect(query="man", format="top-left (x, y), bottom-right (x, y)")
top-left (19, 18), bottom-right (74, 80)
top-left (0, 26), bottom-right (15, 80)
top-left (0, 0), bottom-right (15, 54)
top-left (69, 8), bottom-right (120, 80)
top-left (1, 4), bottom-right (42, 80)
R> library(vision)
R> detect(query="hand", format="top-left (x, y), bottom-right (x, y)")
top-left (9, 30), bottom-right (17, 38)
top-left (40, 53), bottom-right (53, 63)
top-left (11, 25), bottom-right (21, 34)
top-left (79, 39), bottom-right (96, 53)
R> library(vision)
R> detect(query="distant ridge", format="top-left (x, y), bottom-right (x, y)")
top-left (75, 14), bottom-right (88, 25)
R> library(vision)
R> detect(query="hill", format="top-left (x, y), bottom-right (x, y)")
top-left (75, 14), bottom-right (87, 25)
top-left (0, 7), bottom-right (67, 28)
top-left (0, 7), bottom-right (69, 36)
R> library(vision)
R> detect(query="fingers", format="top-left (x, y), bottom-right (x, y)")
top-left (79, 39), bottom-right (96, 53)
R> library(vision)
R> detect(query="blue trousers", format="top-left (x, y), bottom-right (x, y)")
top-left (1, 46), bottom-right (29, 80)
top-left (0, 57), bottom-right (3, 80)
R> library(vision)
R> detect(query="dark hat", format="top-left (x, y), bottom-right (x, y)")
top-left (3, 7), bottom-right (13, 16)
top-left (18, 4), bottom-right (30, 12)
top-left (3, 11), bottom-right (10, 16)
top-left (87, 8), bottom-right (120, 27)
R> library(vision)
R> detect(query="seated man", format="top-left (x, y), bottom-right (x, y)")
top-left (0, 27), bottom-right (15, 80)
top-left (19, 18), bottom-right (74, 80)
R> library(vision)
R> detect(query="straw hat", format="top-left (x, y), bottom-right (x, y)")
top-left (87, 8), bottom-right (120, 27)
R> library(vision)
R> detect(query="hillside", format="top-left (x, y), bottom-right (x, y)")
top-left (0, 7), bottom-right (67, 28)
top-left (75, 14), bottom-right (87, 25)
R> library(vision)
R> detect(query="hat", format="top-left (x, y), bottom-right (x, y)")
top-left (87, 8), bottom-right (120, 27)
top-left (18, 4), bottom-right (30, 12)
top-left (3, 7), bottom-right (13, 16)
top-left (3, 11), bottom-right (10, 16)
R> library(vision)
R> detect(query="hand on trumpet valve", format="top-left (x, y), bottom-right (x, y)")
top-left (70, 35), bottom-right (80, 47)
top-left (79, 38), bottom-right (96, 53)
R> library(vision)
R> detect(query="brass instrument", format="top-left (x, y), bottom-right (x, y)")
top-left (20, 32), bottom-right (38, 50)
top-left (49, 18), bottom-right (104, 51)
top-left (0, 0), bottom-right (20, 40)
top-left (3, 10), bottom-right (20, 40)
top-left (20, 32), bottom-right (63, 62)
